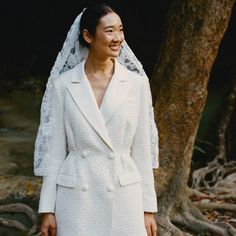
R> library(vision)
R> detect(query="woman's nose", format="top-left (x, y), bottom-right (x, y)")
top-left (113, 32), bottom-right (124, 41)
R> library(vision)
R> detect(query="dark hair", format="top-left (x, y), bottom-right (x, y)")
top-left (79, 3), bottom-right (114, 48)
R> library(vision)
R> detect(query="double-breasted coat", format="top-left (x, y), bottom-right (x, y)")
top-left (35, 58), bottom-right (159, 236)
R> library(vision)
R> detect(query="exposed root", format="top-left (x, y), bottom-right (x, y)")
top-left (156, 215), bottom-right (193, 236)
top-left (189, 188), bottom-right (214, 201)
top-left (0, 203), bottom-right (39, 235)
top-left (191, 161), bottom-right (236, 190)
top-left (194, 202), bottom-right (236, 213)
top-left (189, 173), bottom-right (236, 233)
top-left (172, 207), bottom-right (236, 236)
top-left (0, 216), bottom-right (27, 231)
top-left (190, 173), bottom-right (236, 201)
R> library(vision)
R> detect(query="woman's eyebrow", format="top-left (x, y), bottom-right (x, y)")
top-left (104, 24), bottom-right (123, 30)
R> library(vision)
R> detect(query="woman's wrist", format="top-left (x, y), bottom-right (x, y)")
top-left (39, 212), bottom-right (55, 218)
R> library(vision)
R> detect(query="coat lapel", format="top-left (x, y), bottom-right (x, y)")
top-left (66, 59), bottom-right (135, 151)
top-left (100, 59), bottom-right (135, 125)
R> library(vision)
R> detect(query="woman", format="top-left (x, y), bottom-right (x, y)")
top-left (34, 3), bottom-right (159, 236)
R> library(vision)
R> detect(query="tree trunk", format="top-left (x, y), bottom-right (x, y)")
top-left (151, 0), bottom-right (235, 235)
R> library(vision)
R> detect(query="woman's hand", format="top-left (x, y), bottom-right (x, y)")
top-left (39, 213), bottom-right (57, 236)
top-left (144, 212), bottom-right (157, 236)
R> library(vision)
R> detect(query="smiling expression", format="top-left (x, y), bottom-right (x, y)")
top-left (85, 12), bottom-right (125, 59)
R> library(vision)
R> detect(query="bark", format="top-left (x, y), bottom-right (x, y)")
top-left (151, 0), bottom-right (235, 235)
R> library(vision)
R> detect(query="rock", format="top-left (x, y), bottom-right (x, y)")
top-left (0, 175), bottom-right (41, 202)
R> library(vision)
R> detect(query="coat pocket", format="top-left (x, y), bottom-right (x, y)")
top-left (56, 173), bottom-right (77, 188)
top-left (118, 171), bottom-right (142, 186)
top-left (118, 154), bottom-right (142, 186)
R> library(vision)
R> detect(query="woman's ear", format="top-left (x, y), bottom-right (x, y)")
top-left (82, 29), bottom-right (93, 45)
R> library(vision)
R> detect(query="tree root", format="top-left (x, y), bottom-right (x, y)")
top-left (156, 215), bottom-right (193, 236)
top-left (191, 160), bottom-right (236, 189)
top-left (172, 205), bottom-right (236, 236)
top-left (187, 177), bottom-right (236, 234)
top-left (190, 172), bottom-right (236, 203)
top-left (0, 216), bottom-right (28, 231)
top-left (194, 201), bottom-right (236, 213)
top-left (159, 168), bottom-right (236, 235)
top-left (0, 203), bottom-right (39, 235)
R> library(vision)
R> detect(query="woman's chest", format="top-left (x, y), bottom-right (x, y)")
top-left (64, 85), bottom-right (140, 131)
top-left (88, 78), bottom-right (111, 109)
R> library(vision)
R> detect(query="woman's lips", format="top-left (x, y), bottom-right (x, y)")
top-left (110, 45), bottom-right (121, 51)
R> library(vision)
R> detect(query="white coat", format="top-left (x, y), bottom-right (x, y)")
top-left (36, 58), bottom-right (159, 236)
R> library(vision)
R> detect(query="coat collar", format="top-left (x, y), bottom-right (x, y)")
top-left (66, 58), bottom-right (135, 151)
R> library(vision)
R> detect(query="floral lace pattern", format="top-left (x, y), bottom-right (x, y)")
top-left (34, 10), bottom-right (159, 175)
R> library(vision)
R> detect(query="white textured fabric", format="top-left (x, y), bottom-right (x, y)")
top-left (33, 10), bottom-right (159, 175)
top-left (37, 59), bottom-right (158, 235)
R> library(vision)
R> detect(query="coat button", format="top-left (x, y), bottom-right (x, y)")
top-left (108, 153), bottom-right (115, 159)
top-left (81, 151), bottom-right (88, 158)
top-left (82, 184), bottom-right (89, 191)
top-left (107, 185), bottom-right (114, 192)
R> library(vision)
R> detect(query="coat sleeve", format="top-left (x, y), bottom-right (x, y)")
top-left (130, 75), bottom-right (159, 213)
top-left (35, 79), bottom-right (67, 213)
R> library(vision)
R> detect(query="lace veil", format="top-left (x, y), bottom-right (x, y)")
top-left (34, 8), bottom-right (159, 176)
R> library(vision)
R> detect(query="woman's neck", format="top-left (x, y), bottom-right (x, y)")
top-left (85, 56), bottom-right (115, 78)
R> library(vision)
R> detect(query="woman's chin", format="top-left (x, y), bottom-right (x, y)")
top-left (109, 50), bottom-right (120, 58)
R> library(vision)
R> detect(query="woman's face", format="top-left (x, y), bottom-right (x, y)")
top-left (89, 12), bottom-right (124, 59)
